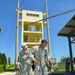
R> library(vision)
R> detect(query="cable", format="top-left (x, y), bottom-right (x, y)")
top-left (40, 0), bottom-right (47, 13)
top-left (5, 14), bottom-right (16, 59)
top-left (5, 30), bottom-right (12, 54)
top-left (0, 0), bottom-right (17, 25)
top-left (0, 0), bottom-right (17, 31)
top-left (4, 15), bottom-right (16, 56)
top-left (49, 0), bottom-right (66, 3)
top-left (20, 0), bottom-right (26, 7)
top-left (1, 12), bottom-right (16, 30)
top-left (7, 31), bottom-right (15, 57)
top-left (4, 14), bottom-right (16, 55)
top-left (7, 21), bottom-right (16, 57)
top-left (50, 2), bottom-right (69, 20)
top-left (0, 26), bottom-right (15, 36)
top-left (49, 10), bottom-right (74, 12)
top-left (0, 10), bottom-right (15, 24)
top-left (22, 9), bottom-right (75, 27)
top-left (0, 7), bottom-right (75, 60)
top-left (0, 0), bottom-right (10, 8)
top-left (49, 3), bottom-right (67, 28)
top-left (0, 9), bottom-right (74, 35)
top-left (0, 8), bottom-right (75, 35)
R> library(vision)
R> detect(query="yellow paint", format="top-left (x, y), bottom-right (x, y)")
top-left (18, 10), bottom-right (47, 48)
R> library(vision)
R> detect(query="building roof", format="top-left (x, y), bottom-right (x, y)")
top-left (58, 15), bottom-right (75, 37)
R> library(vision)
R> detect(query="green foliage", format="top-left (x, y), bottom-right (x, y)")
top-left (60, 57), bottom-right (70, 62)
top-left (0, 53), bottom-right (2, 64)
top-left (18, 56), bottom-right (20, 61)
top-left (6, 64), bottom-right (15, 71)
top-left (8, 57), bottom-right (11, 65)
top-left (2, 53), bottom-right (7, 64)
top-left (60, 56), bottom-right (75, 62)
top-left (0, 65), bottom-right (4, 73)
top-left (0, 64), bottom-right (15, 73)
top-left (0, 53), bottom-right (7, 64)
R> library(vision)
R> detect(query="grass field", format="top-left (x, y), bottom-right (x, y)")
top-left (0, 64), bottom-right (75, 75)
top-left (51, 67), bottom-right (65, 75)
top-left (6, 64), bottom-right (15, 71)
top-left (52, 67), bottom-right (65, 71)
top-left (0, 64), bottom-right (15, 73)
top-left (0, 65), bottom-right (4, 73)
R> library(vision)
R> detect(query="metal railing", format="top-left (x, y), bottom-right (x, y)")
top-left (23, 39), bottom-right (40, 43)
top-left (23, 26), bottom-right (42, 32)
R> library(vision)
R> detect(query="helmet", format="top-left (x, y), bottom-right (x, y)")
top-left (21, 43), bottom-right (28, 48)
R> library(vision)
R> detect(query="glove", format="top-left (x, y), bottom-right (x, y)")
top-left (33, 59), bottom-right (39, 64)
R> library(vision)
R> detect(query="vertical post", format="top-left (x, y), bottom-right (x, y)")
top-left (35, 36), bottom-right (36, 42)
top-left (68, 36), bottom-right (74, 71)
top-left (0, 28), bottom-right (2, 32)
top-left (45, 0), bottom-right (51, 59)
top-left (28, 36), bottom-right (29, 42)
top-left (15, 0), bottom-right (20, 63)
top-left (42, 22), bottom-right (44, 39)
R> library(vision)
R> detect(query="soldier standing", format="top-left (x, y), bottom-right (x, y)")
top-left (19, 44), bottom-right (39, 75)
top-left (65, 58), bottom-right (70, 72)
top-left (46, 60), bottom-right (52, 74)
top-left (32, 39), bottom-right (49, 75)
top-left (15, 61), bottom-right (21, 75)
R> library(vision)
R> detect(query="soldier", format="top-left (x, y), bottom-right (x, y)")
top-left (65, 58), bottom-right (70, 72)
top-left (15, 60), bottom-right (21, 75)
top-left (46, 60), bottom-right (52, 74)
top-left (19, 44), bottom-right (39, 75)
top-left (32, 39), bottom-right (49, 75)
top-left (3, 64), bottom-right (7, 71)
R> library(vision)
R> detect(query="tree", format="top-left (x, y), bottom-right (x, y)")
top-left (0, 53), bottom-right (2, 64)
top-left (60, 57), bottom-right (70, 62)
top-left (60, 57), bottom-right (66, 62)
top-left (18, 56), bottom-right (20, 61)
top-left (1, 53), bottom-right (7, 64)
top-left (8, 57), bottom-right (11, 65)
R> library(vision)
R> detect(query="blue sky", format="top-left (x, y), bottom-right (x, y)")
top-left (0, 0), bottom-right (75, 63)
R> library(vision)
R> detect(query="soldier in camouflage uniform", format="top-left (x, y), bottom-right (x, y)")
top-left (19, 44), bottom-right (39, 75)
top-left (32, 40), bottom-right (49, 75)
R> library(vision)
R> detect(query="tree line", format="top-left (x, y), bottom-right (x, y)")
top-left (60, 56), bottom-right (75, 62)
top-left (0, 53), bottom-right (11, 65)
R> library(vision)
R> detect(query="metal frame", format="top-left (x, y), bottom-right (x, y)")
top-left (58, 15), bottom-right (75, 71)
top-left (68, 36), bottom-right (74, 71)
top-left (0, 28), bottom-right (2, 32)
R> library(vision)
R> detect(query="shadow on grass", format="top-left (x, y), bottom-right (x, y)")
top-left (6, 68), bottom-right (15, 72)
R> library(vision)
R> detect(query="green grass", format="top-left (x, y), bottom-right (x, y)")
top-left (52, 66), bottom-right (75, 71)
top-left (58, 67), bottom-right (65, 71)
top-left (0, 65), bottom-right (4, 73)
top-left (52, 67), bottom-right (65, 71)
top-left (6, 64), bottom-right (15, 71)
top-left (0, 64), bottom-right (15, 73)
top-left (51, 67), bottom-right (65, 75)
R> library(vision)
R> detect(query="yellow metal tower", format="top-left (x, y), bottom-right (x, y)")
top-left (19, 10), bottom-right (47, 48)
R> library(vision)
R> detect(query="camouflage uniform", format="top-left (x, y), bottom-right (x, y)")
top-left (32, 46), bottom-right (48, 75)
top-left (19, 49), bottom-right (35, 75)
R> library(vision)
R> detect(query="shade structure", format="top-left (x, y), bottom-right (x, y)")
top-left (58, 15), bottom-right (75, 37)
top-left (58, 15), bottom-right (75, 71)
